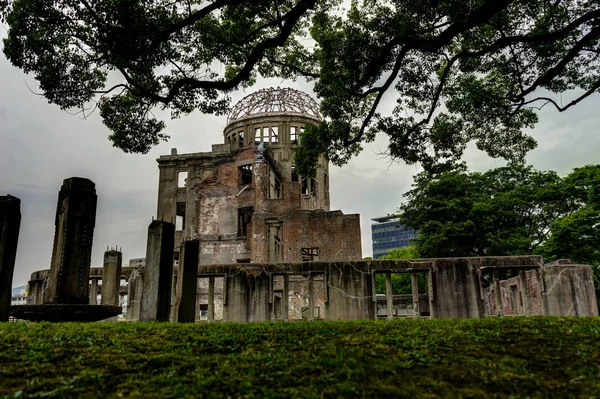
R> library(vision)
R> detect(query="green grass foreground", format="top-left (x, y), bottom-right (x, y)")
top-left (1, 318), bottom-right (599, 398)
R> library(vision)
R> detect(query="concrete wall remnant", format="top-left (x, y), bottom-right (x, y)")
top-left (44, 178), bottom-right (97, 305)
top-left (189, 256), bottom-right (597, 322)
top-left (140, 221), bottom-right (175, 321)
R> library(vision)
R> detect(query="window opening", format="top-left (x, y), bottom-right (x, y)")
top-left (238, 131), bottom-right (245, 148)
top-left (301, 247), bottom-right (319, 262)
top-left (254, 128), bottom-right (261, 144)
top-left (237, 206), bottom-right (254, 237)
top-left (290, 126), bottom-right (299, 144)
top-left (291, 166), bottom-right (298, 182)
top-left (240, 164), bottom-right (252, 185)
top-left (374, 271), bottom-right (430, 318)
top-left (175, 202), bottom-right (186, 231)
top-left (177, 171), bottom-right (188, 188)
top-left (269, 168), bottom-right (282, 199)
top-left (268, 223), bottom-right (283, 263)
top-left (270, 126), bottom-right (279, 143)
top-left (196, 276), bottom-right (224, 321)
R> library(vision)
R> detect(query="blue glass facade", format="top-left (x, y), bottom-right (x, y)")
top-left (371, 217), bottom-right (417, 259)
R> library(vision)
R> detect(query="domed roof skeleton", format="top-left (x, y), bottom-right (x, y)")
top-left (227, 87), bottom-right (321, 124)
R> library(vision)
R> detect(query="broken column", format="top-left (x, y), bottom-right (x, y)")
top-left (173, 240), bottom-right (199, 322)
top-left (140, 220), bottom-right (175, 321)
top-left (89, 279), bottom-right (99, 305)
top-left (44, 178), bottom-right (97, 304)
top-left (101, 249), bottom-right (122, 306)
top-left (126, 269), bottom-right (143, 321)
top-left (0, 195), bottom-right (21, 321)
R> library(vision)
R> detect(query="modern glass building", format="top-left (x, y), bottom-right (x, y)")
top-left (371, 216), bottom-right (417, 259)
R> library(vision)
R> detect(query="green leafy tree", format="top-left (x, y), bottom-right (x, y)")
top-left (540, 165), bottom-right (600, 284)
top-left (2, 1), bottom-right (600, 174)
top-left (398, 164), bottom-right (570, 258)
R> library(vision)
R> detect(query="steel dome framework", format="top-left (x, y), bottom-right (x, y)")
top-left (227, 87), bottom-right (321, 124)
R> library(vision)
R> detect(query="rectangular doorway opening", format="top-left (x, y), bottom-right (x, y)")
top-left (196, 276), bottom-right (224, 321)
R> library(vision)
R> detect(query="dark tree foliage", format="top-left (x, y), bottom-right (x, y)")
top-left (2, 1), bottom-right (600, 173)
top-left (398, 164), bottom-right (600, 273)
top-left (398, 164), bottom-right (569, 257)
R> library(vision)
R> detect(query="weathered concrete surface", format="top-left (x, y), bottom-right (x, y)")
top-left (89, 279), bottom-right (99, 305)
top-left (140, 221), bottom-right (175, 321)
top-left (196, 256), bottom-right (564, 322)
top-left (44, 178), bottom-right (97, 305)
top-left (0, 195), bottom-right (21, 321)
top-left (543, 264), bottom-right (598, 316)
top-left (126, 269), bottom-right (143, 321)
top-left (101, 250), bottom-right (122, 306)
top-left (173, 240), bottom-right (199, 322)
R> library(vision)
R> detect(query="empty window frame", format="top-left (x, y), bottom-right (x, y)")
top-left (177, 171), bottom-right (188, 188)
top-left (268, 223), bottom-right (283, 263)
top-left (237, 206), bottom-right (254, 237)
top-left (255, 128), bottom-right (261, 144)
top-left (238, 131), bottom-right (245, 148)
top-left (301, 247), bottom-right (319, 262)
top-left (176, 202), bottom-right (186, 231)
top-left (290, 126), bottom-right (299, 144)
top-left (254, 126), bottom-right (280, 143)
top-left (269, 168), bottom-right (282, 199)
top-left (240, 164), bottom-right (252, 185)
top-left (291, 166), bottom-right (299, 182)
top-left (300, 177), bottom-right (317, 195)
top-left (269, 126), bottom-right (279, 143)
top-left (374, 271), bottom-right (429, 318)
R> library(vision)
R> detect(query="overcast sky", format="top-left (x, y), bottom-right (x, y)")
top-left (3, 39), bottom-right (600, 288)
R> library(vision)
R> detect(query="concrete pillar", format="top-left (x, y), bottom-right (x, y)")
top-left (174, 240), bottom-right (199, 323)
top-left (0, 195), bottom-right (21, 321)
top-left (519, 271), bottom-right (529, 316)
top-left (283, 274), bottom-right (289, 320)
top-left (126, 269), bottom-right (143, 321)
top-left (44, 178), bottom-right (97, 305)
top-left (89, 279), bottom-right (98, 305)
top-left (307, 273), bottom-right (314, 321)
top-left (101, 250), bottom-right (122, 306)
top-left (493, 269), bottom-right (503, 316)
top-left (140, 220), bottom-right (175, 321)
top-left (208, 277), bottom-right (215, 321)
top-left (386, 272), bottom-right (393, 320)
top-left (411, 272), bottom-right (420, 317)
top-left (27, 280), bottom-right (39, 304)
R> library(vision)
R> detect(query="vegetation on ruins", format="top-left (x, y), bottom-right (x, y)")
top-left (397, 164), bottom-right (600, 279)
top-left (1, 318), bottom-right (599, 397)
top-left (2, 1), bottom-right (600, 175)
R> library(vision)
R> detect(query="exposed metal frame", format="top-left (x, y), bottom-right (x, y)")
top-left (227, 87), bottom-right (321, 124)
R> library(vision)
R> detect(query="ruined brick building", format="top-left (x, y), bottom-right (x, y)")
top-left (155, 87), bottom-right (362, 266)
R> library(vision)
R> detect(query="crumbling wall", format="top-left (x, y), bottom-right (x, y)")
top-left (543, 265), bottom-right (598, 316)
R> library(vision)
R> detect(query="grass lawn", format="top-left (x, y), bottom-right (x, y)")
top-left (1, 317), bottom-right (599, 398)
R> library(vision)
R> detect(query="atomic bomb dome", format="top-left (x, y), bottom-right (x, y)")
top-left (227, 87), bottom-right (321, 124)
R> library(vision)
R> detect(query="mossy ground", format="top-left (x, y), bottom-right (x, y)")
top-left (1, 317), bottom-right (599, 398)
